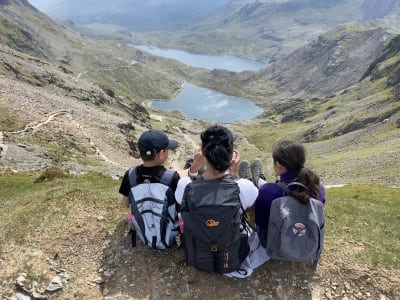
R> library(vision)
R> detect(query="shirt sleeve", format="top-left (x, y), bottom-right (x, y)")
top-left (174, 176), bottom-right (192, 205)
top-left (255, 182), bottom-right (284, 230)
top-left (118, 170), bottom-right (131, 197)
top-left (236, 178), bottom-right (259, 210)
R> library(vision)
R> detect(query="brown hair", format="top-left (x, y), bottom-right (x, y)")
top-left (273, 141), bottom-right (320, 204)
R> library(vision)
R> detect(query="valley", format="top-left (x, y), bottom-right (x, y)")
top-left (0, 0), bottom-right (400, 299)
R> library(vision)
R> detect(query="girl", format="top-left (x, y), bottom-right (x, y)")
top-left (255, 141), bottom-right (326, 248)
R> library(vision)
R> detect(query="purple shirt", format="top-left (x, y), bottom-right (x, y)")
top-left (255, 172), bottom-right (326, 247)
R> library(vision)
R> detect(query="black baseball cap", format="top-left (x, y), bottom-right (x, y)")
top-left (138, 130), bottom-right (179, 156)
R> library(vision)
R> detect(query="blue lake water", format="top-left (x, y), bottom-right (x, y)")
top-left (134, 45), bottom-right (266, 72)
top-left (152, 83), bottom-right (263, 123)
top-left (136, 45), bottom-right (265, 123)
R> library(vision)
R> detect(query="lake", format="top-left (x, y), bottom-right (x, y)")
top-left (135, 45), bottom-right (265, 123)
top-left (152, 83), bottom-right (263, 123)
top-left (134, 45), bottom-right (266, 72)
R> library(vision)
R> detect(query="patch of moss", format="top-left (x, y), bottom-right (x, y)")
top-left (34, 167), bottom-right (69, 183)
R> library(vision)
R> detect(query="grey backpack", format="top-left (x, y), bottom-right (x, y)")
top-left (128, 167), bottom-right (178, 249)
top-left (266, 182), bottom-right (325, 269)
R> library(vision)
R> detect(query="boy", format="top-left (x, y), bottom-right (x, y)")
top-left (119, 129), bottom-right (204, 249)
top-left (119, 129), bottom-right (180, 210)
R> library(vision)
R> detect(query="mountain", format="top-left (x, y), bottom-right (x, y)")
top-left (131, 0), bottom-right (367, 61)
top-left (28, 0), bottom-right (400, 62)
top-left (361, 0), bottom-right (400, 22)
top-left (0, 0), bottom-right (206, 176)
top-left (29, 0), bottom-right (231, 31)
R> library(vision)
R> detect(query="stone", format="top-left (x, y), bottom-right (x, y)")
top-left (15, 292), bottom-right (30, 300)
top-left (46, 276), bottom-right (63, 292)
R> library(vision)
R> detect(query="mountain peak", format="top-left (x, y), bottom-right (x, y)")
top-left (0, 0), bottom-right (31, 6)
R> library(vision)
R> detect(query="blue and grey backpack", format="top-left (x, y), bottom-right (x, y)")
top-left (128, 167), bottom-right (179, 249)
top-left (266, 182), bottom-right (325, 269)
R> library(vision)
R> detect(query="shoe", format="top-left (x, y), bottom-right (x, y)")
top-left (238, 160), bottom-right (250, 179)
top-left (251, 159), bottom-right (265, 186)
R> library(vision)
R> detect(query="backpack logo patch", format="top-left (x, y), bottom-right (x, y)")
top-left (293, 223), bottom-right (307, 236)
top-left (206, 219), bottom-right (220, 227)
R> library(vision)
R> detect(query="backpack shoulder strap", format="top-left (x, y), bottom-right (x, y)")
top-left (277, 181), bottom-right (290, 195)
top-left (128, 167), bottom-right (138, 187)
top-left (279, 181), bottom-right (308, 196)
top-left (159, 169), bottom-right (176, 186)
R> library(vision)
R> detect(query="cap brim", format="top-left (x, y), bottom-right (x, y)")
top-left (167, 139), bottom-right (178, 150)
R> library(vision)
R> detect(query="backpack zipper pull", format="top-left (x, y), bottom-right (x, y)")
top-left (224, 252), bottom-right (229, 268)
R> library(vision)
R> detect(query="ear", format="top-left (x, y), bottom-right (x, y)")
top-left (157, 150), bottom-right (168, 160)
top-left (275, 161), bottom-right (287, 175)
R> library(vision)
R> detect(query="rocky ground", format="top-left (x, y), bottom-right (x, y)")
top-left (1, 211), bottom-right (399, 300)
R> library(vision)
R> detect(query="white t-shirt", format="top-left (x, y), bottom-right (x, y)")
top-left (175, 176), bottom-right (258, 210)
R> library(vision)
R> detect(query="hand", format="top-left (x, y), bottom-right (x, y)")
top-left (190, 147), bottom-right (206, 173)
top-left (229, 149), bottom-right (240, 177)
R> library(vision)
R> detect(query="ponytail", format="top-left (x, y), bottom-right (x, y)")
top-left (290, 168), bottom-right (320, 204)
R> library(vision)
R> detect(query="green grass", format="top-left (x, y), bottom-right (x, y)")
top-left (0, 171), bottom-right (399, 271)
top-left (0, 169), bottom-right (121, 248)
top-left (0, 107), bottom-right (24, 132)
top-left (325, 184), bottom-right (400, 268)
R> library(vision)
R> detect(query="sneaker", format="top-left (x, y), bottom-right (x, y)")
top-left (238, 160), bottom-right (251, 179)
top-left (251, 159), bottom-right (265, 186)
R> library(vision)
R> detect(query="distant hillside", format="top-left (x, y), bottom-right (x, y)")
top-left (254, 24), bottom-right (391, 98)
top-left (361, 0), bottom-right (400, 22)
top-left (189, 24), bottom-right (396, 101)
top-left (29, 0), bottom-right (231, 31)
top-left (132, 0), bottom-right (366, 61)
top-left (0, 0), bottom-right (199, 102)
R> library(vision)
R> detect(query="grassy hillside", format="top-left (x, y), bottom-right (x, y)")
top-left (0, 2), bottom-right (200, 103)
top-left (0, 170), bottom-right (399, 298)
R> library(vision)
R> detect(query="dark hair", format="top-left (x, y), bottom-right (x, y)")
top-left (289, 168), bottom-right (321, 204)
top-left (273, 141), bottom-right (320, 204)
top-left (200, 125), bottom-right (233, 173)
top-left (272, 141), bottom-right (305, 172)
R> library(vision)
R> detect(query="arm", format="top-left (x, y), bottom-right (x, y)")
top-left (122, 195), bottom-right (129, 209)
top-left (122, 195), bottom-right (131, 220)
top-left (229, 149), bottom-right (240, 178)
top-left (177, 147), bottom-right (206, 178)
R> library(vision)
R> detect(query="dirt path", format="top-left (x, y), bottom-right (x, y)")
top-left (6, 110), bottom-right (123, 168)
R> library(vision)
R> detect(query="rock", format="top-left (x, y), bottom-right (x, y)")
top-left (16, 273), bottom-right (27, 288)
top-left (46, 276), bottom-right (63, 292)
top-left (31, 291), bottom-right (48, 299)
top-left (15, 292), bottom-right (30, 300)
top-left (104, 290), bottom-right (122, 299)
top-left (93, 277), bottom-right (104, 284)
